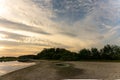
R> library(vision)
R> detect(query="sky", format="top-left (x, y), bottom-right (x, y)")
top-left (0, 0), bottom-right (120, 56)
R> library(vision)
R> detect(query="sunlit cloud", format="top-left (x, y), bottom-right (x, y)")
top-left (0, 0), bottom-right (120, 56)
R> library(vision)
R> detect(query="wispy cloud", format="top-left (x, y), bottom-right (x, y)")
top-left (0, 0), bottom-right (120, 56)
top-left (0, 19), bottom-right (51, 35)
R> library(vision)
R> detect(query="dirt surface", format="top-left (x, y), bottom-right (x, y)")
top-left (0, 61), bottom-right (120, 80)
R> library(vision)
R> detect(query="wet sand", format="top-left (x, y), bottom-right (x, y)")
top-left (0, 61), bottom-right (120, 80)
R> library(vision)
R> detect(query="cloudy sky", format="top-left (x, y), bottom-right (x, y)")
top-left (0, 0), bottom-right (120, 56)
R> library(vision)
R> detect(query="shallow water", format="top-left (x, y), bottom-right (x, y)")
top-left (0, 61), bottom-right (35, 76)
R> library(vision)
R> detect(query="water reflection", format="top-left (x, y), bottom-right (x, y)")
top-left (0, 61), bottom-right (35, 76)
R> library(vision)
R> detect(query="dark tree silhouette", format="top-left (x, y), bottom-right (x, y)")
top-left (100, 45), bottom-right (120, 60)
top-left (78, 48), bottom-right (92, 60)
top-left (16, 44), bottom-right (120, 61)
top-left (37, 48), bottom-right (78, 61)
top-left (91, 48), bottom-right (101, 59)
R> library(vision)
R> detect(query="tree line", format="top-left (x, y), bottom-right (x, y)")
top-left (17, 44), bottom-right (120, 61)
top-left (0, 57), bottom-right (17, 62)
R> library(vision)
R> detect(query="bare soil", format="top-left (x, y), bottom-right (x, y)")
top-left (0, 60), bottom-right (120, 80)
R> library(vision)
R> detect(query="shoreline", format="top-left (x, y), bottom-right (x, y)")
top-left (0, 63), bottom-right (37, 77)
top-left (0, 61), bottom-right (120, 80)
top-left (0, 60), bottom-right (61, 80)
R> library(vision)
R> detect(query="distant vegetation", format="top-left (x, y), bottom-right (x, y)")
top-left (18, 44), bottom-right (120, 61)
top-left (0, 57), bottom-right (17, 62)
top-left (18, 55), bottom-right (36, 62)
top-left (1, 44), bottom-right (120, 62)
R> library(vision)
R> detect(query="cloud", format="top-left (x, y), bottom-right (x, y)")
top-left (0, 0), bottom-right (120, 56)
top-left (0, 19), bottom-right (51, 35)
top-left (52, 0), bottom-right (94, 22)
top-left (0, 31), bottom-right (27, 40)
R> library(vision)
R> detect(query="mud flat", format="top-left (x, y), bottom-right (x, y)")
top-left (0, 61), bottom-right (120, 80)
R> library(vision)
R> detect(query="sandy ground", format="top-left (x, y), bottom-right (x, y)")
top-left (0, 61), bottom-right (120, 80)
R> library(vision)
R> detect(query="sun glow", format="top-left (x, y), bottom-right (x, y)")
top-left (0, 7), bottom-right (7, 15)
top-left (0, 0), bottom-right (8, 15)
top-left (0, 46), bottom-right (5, 50)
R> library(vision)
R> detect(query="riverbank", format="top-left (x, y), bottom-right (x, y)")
top-left (0, 61), bottom-right (120, 80)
